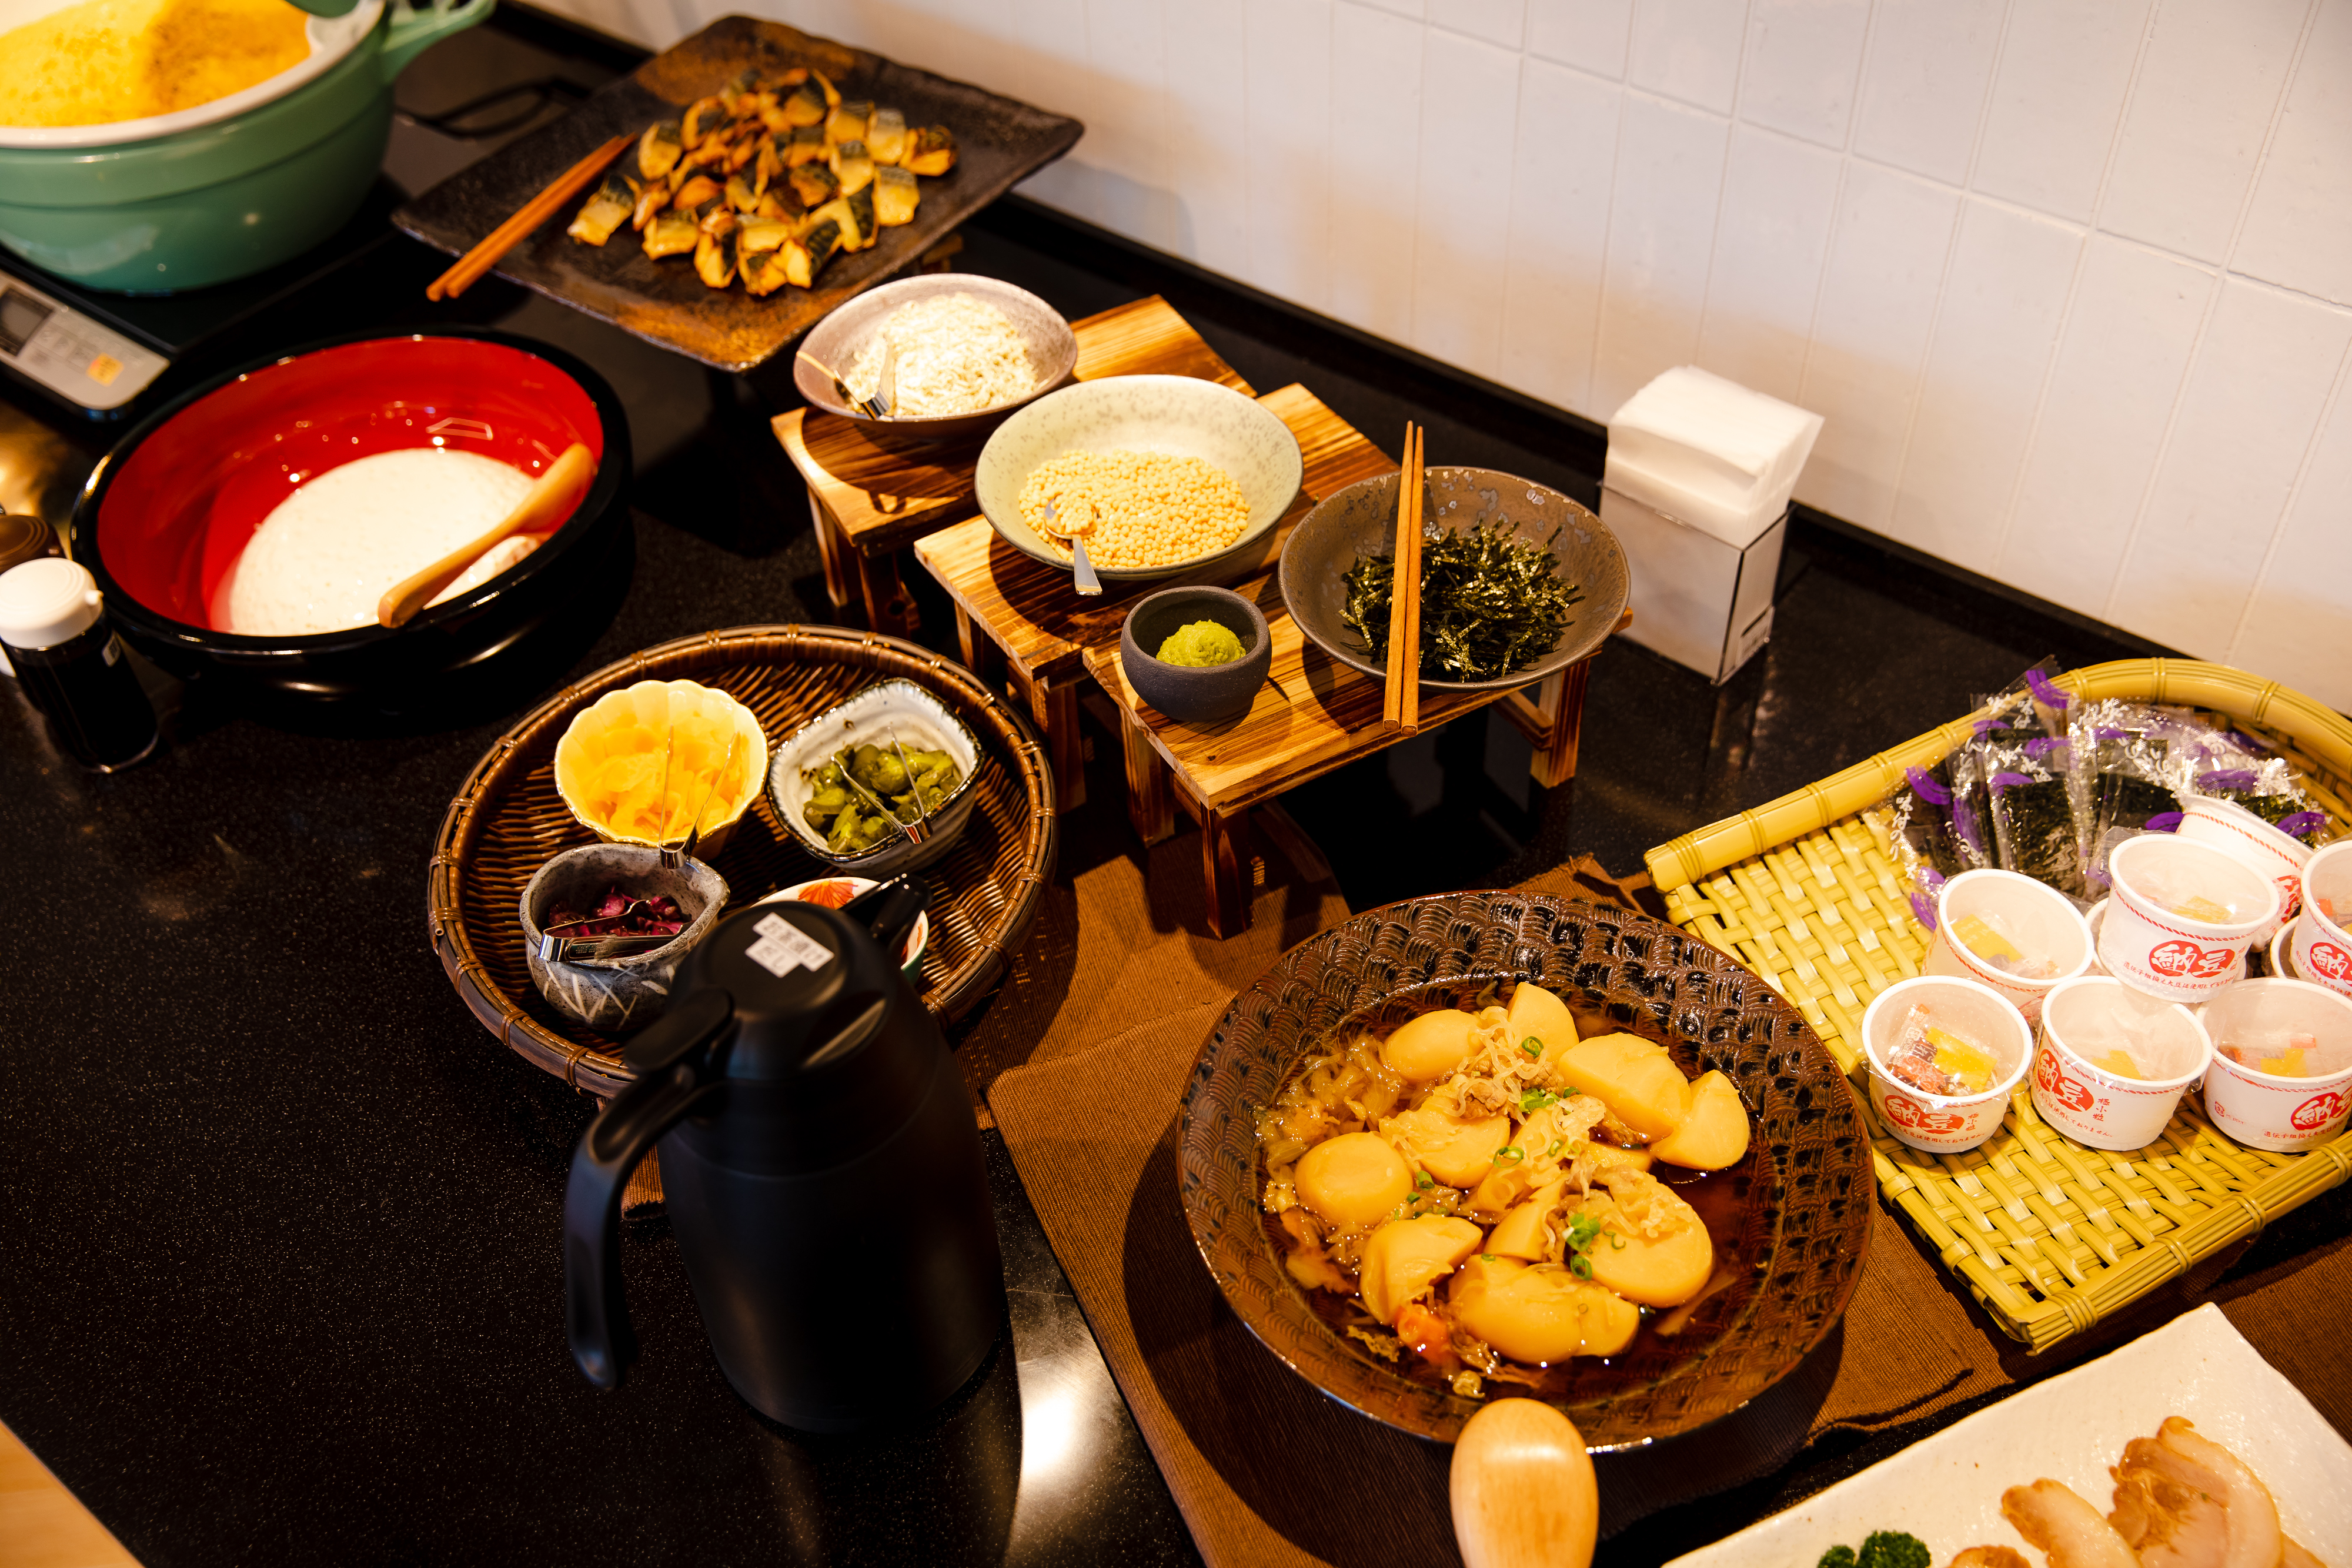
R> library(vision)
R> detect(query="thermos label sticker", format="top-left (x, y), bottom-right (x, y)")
top-left (746, 914), bottom-right (833, 978)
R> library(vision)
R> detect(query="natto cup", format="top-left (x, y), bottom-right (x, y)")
top-left (2177, 794), bottom-right (2312, 944)
top-left (2031, 977), bottom-right (2212, 1151)
top-left (2196, 978), bottom-right (2352, 1151)
top-left (1926, 868), bottom-right (2093, 1025)
top-left (2289, 841), bottom-right (2352, 1000)
top-left (2102, 834), bottom-right (2279, 1003)
top-left (1860, 975), bottom-right (2033, 1155)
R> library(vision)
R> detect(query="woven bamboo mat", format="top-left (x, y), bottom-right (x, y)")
top-left (1649, 659), bottom-right (2352, 1350)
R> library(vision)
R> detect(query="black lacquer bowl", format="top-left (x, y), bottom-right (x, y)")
top-left (71, 328), bottom-right (632, 706)
top-left (1178, 892), bottom-right (1873, 1449)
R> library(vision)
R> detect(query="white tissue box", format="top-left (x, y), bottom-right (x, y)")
top-left (1601, 484), bottom-right (1786, 684)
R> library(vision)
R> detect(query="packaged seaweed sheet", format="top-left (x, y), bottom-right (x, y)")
top-left (1986, 735), bottom-right (2089, 898)
top-left (2070, 700), bottom-right (2189, 888)
top-left (2172, 728), bottom-right (2330, 838)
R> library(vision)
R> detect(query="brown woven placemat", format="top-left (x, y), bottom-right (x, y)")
top-left (989, 855), bottom-right (2352, 1565)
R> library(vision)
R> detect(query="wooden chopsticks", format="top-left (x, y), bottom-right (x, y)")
top-left (1382, 422), bottom-right (1425, 734)
top-left (426, 132), bottom-right (633, 301)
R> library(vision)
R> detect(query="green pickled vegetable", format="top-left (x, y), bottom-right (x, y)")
top-left (1341, 519), bottom-right (1583, 683)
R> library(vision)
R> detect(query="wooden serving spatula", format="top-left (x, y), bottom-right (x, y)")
top-left (376, 442), bottom-right (595, 629)
top-left (1450, 1398), bottom-right (1599, 1568)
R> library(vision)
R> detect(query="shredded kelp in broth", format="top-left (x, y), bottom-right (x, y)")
top-left (1341, 520), bottom-right (1583, 682)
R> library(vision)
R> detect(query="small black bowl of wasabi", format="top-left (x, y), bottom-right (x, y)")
top-left (1118, 585), bottom-right (1271, 724)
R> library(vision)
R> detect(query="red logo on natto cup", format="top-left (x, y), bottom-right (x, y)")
top-left (2036, 1047), bottom-right (2096, 1112)
top-left (2308, 941), bottom-right (2352, 985)
top-left (1883, 1093), bottom-right (1969, 1135)
top-left (2292, 1090), bottom-right (2348, 1132)
top-left (2147, 939), bottom-right (2237, 979)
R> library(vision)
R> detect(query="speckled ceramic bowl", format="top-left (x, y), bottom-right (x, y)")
top-left (974, 374), bottom-right (1304, 583)
top-left (793, 274), bottom-right (1078, 446)
top-left (519, 845), bottom-right (729, 1035)
top-left (766, 678), bottom-right (985, 878)
top-left (1118, 584), bottom-right (1271, 724)
top-left (1279, 467), bottom-right (1629, 692)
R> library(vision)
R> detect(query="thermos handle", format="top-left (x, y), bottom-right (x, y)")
top-left (563, 989), bottom-right (734, 1390)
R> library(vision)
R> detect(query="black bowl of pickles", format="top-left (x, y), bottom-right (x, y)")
top-left (766, 678), bottom-right (982, 877)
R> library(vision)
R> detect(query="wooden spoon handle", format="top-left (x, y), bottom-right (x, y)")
top-left (375, 443), bottom-right (596, 629)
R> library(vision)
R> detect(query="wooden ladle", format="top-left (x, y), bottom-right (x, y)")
top-left (1450, 1399), bottom-right (1599, 1568)
top-left (375, 442), bottom-right (596, 628)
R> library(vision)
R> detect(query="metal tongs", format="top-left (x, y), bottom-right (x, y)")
top-left (837, 731), bottom-right (937, 848)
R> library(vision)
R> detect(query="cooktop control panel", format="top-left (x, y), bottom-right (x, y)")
top-left (0, 278), bottom-right (168, 414)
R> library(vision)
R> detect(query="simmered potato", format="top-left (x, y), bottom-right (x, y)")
top-left (1449, 1255), bottom-right (1639, 1362)
top-left (1556, 1033), bottom-right (1693, 1142)
top-left (1650, 1070), bottom-right (1750, 1171)
top-left (1575, 1184), bottom-right (1712, 1308)
top-left (1486, 1181), bottom-right (1565, 1260)
top-left (1388, 1103), bottom-right (1512, 1188)
top-left (1359, 1216), bottom-right (1484, 1325)
top-left (1506, 981), bottom-right (1580, 1061)
top-left (1384, 1009), bottom-right (1477, 1082)
top-left (1296, 1132), bottom-right (1412, 1229)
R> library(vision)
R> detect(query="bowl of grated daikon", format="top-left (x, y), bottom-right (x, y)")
top-left (793, 275), bottom-right (1077, 446)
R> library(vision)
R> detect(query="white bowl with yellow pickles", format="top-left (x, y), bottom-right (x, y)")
top-left (552, 678), bottom-right (769, 857)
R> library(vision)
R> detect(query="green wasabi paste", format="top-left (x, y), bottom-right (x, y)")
top-left (1155, 620), bottom-right (1245, 667)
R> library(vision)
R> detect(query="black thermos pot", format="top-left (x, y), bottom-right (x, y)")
top-left (564, 885), bottom-right (1004, 1431)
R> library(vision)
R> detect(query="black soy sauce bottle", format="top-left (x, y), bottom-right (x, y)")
top-left (0, 556), bottom-right (159, 771)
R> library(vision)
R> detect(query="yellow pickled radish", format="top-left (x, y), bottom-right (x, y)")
top-left (2090, 1049), bottom-right (2147, 1080)
top-left (554, 679), bottom-right (768, 847)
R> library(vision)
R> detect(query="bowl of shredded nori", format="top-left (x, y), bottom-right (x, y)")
top-left (1278, 467), bottom-right (1628, 691)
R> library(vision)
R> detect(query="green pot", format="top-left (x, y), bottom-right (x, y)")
top-left (0, 0), bottom-right (492, 292)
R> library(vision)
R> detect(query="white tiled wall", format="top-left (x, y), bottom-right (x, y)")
top-left (547, 0), bottom-right (2352, 710)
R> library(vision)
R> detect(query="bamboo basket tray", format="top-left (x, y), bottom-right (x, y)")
top-left (428, 626), bottom-right (1057, 1097)
top-left (1644, 659), bottom-right (2352, 1351)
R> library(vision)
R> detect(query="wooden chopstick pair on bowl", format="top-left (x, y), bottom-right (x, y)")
top-left (425, 132), bottom-right (634, 302)
top-left (1382, 421), bottom-right (1426, 735)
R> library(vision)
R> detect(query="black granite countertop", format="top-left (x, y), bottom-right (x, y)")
top-left (9, 8), bottom-right (2325, 1567)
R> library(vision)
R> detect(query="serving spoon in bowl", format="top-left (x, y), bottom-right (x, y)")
top-left (376, 442), bottom-right (596, 628)
top-left (1038, 499), bottom-right (1102, 597)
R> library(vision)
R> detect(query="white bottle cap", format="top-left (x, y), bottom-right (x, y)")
top-left (0, 557), bottom-right (105, 650)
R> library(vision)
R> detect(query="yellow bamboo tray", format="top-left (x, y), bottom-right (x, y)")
top-left (1644, 659), bottom-right (2352, 1350)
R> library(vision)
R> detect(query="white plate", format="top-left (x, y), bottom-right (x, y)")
top-left (1666, 1303), bottom-right (2352, 1566)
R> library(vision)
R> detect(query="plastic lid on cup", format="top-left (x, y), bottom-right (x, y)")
top-left (0, 556), bottom-right (103, 650)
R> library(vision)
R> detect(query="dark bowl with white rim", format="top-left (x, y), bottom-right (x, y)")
top-left (793, 274), bottom-right (1078, 446)
top-left (1278, 467), bottom-right (1628, 692)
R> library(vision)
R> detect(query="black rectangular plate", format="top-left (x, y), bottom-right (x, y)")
top-left (393, 15), bottom-right (1083, 373)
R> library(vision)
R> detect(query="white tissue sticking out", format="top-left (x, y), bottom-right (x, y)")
top-left (1605, 366), bottom-right (1823, 548)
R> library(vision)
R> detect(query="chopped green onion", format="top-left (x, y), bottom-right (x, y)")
top-left (1414, 1171), bottom-right (1434, 1191)
top-left (1518, 1088), bottom-right (1560, 1114)
top-left (1495, 1146), bottom-right (1525, 1164)
top-left (1569, 1254), bottom-right (1593, 1279)
top-left (1479, 1253), bottom-right (1497, 1263)
top-left (1520, 1037), bottom-right (1544, 1059)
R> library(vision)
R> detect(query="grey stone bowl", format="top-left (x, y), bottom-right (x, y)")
top-left (975, 374), bottom-right (1305, 583)
top-left (1278, 466), bottom-right (1630, 691)
top-left (519, 844), bottom-right (729, 1035)
top-left (1119, 585), bottom-right (1271, 724)
top-left (793, 274), bottom-right (1078, 446)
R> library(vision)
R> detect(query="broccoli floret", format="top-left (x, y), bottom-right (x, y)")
top-left (1816, 1549), bottom-right (1857, 1568)
top-left (1856, 1532), bottom-right (1930, 1568)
